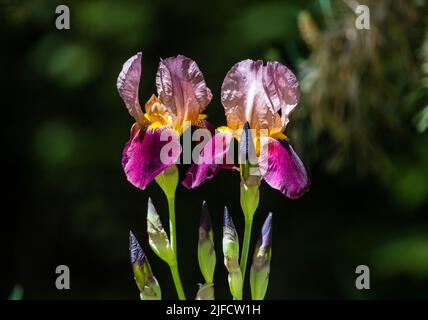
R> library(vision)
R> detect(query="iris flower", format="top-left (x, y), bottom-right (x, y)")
top-left (183, 59), bottom-right (310, 199)
top-left (117, 52), bottom-right (212, 190)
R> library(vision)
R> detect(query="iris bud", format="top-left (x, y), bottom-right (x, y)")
top-left (129, 231), bottom-right (161, 300)
top-left (250, 212), bottom-right (273, 300)
top-left (198, 201), bottom-right (216, 284)
top-left (239, 122), bottom-right (261, 220)
top-left (147, 198), bottom-right (175, 265)
top-left (222, 207), bottom-right (243, 300)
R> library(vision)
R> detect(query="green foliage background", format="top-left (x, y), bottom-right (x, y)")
top-left (2, 0), bottom-right (428, 299)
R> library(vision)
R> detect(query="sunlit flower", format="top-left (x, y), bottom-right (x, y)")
top-left (183, 59), bottom-right (310, 199)
top-left (117, 52), bottom-right (212, 189)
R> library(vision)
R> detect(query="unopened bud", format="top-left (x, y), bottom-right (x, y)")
top-left (147, 198), bottom-right (175, 265)
top-left (222, 207), bottom-right (243, 300)
top-left (250, 212), bottom-right (273, 300)
top-left (238, 122), bottom-right (258, 168)
top-left (129, 231), bottom-right (161, 300)
top-left (198, 201), bottom-right (216, 284)
top-left (195, 283), bottom-right (215, 300)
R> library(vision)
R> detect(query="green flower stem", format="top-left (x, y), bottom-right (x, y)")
top-left (239, 174), bottom-right (260, 291)
top-left (167, 196), bottom-right (186, 300)
top-left (169, 262), bottom-right (185, 300)
top-left (240, 216), bottom-right (253, 282)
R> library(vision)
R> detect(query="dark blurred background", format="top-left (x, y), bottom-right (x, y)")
top-left (2, 0), bottom-right (428, 299)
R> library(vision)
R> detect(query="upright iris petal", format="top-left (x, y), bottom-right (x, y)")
top-left (262, 61), bottom-right (300, 129)
top-left (221, 60), bottom-right (275, 132)
top-left (117, 52), bottom-right (145, 124)
top-left (156, 55), bottom-right (213, 133)
top-left (184, 59), bottom-right (309, 199)
top-left (118, 52), bottom-right (212, 190)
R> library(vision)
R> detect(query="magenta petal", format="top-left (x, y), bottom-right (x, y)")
top-left (122, 126), bottom-right (181, 190)
top-left (260, 138), bottom-right (310, 199)
top-left (182, 131), bottom-right (233, 189)
top-left (117, 52), bottom-right (144, 122)
top-left (182, 162), bottom-right (221, 189)
top-left (121, 124), bottom-right (140, 168)
top-left (156, 55), bottom-right (212, 125)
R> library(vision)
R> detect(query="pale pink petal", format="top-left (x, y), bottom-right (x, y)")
top-left (221, 59), bottom-right (274, 131)
top-left (263, 61), bottom-right (299, 127)
top-left (156, 55), bottom-right (212, 127)
top-left (221, 59), bottom-right (300, 130)
top-left (117, 52), bottom-right (144, 123)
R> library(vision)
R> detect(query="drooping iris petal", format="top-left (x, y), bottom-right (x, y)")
top-left (121, 123), bottom-right (140, 168)
top-left (117, 52), bottom-right (144, 123)
top-left (221, 59), bottom-right (300, 132)
top-left (182, 131), bottom-right (234, 189)
top-left (122, 126), bottom-right (182, 190)
top-left (263, 61), bottom-right (299, 128)
top-left (183, 163), bottom-right (220, 190)
top-left (259, 137), bottom-right (310, 199)
top-left (156, 55), bottom-right (212, 129)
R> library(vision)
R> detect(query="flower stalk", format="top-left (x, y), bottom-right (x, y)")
top-left (154, 166), bottom-right (186, 300)
top-left (238, 122), bottom-right (261, 284)
top-left (239, 178), bottom-right (260, 288)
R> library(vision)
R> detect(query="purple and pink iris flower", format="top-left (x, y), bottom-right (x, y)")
top-left (117, 53), bottom-right (310, 199)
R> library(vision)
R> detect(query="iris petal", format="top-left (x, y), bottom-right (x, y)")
top-left (221, 59), bottom-right (299, 131)
top-left (156, 55), bottom-right (212, 129)
top-left (122, 125), bottom-right (181, 190)
top-left (259, 138), bottom-right (310, 199)
top-left (117, 52), bottom-right (144, 123)
top-left (221, 59), bottom-right (272, 131)
top-left (121, 123), bottom-right (140, 168)
top-left (263, 61), bottom-right (299, 128)
top-left (182, 131), bottom-right (234, 189)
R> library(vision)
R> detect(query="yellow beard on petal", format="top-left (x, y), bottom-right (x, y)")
top-left (217, 126), bottom-right (233, 134)
top-left (270, 131), bottom-right (287, 140)
top-left (144, 95), bottom-right (172, 127)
